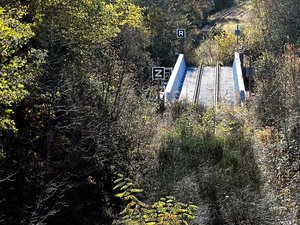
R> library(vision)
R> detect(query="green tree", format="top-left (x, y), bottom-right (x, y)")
top-left (0, 5), bottom-right (44, 131)
top-left (251, 0), bottom-right (300, 54)
top-left (144, 0), bottom-right (206, 66)
top-left (0, 1), bottom-right (146, 224)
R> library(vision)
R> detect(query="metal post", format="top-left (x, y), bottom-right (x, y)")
top-left (156, 57), bottom-right (160, 105)
top-left (236, 24), bottom-right (239, 45)
top-left (180, 38), bottom-right (184, 54)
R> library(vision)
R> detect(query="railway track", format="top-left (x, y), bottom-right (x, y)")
top-left (193, 65), bottom-right (203, 104)
top-left (214, 63), bottom-right (220, 107)
top-left (178, 64), bottom-right (236, 107)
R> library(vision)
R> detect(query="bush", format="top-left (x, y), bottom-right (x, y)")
top-left (214, 31), bottom-right (236, 65)
top-left (196, 28), bottom-right (238, 65)
top-left (158, 109), bottom-right (224, 190)
top-left (113, 174), bottom-right (198, 225)
top-left (196, 38), bottom-right (218, 65)
top-left (213, 0), bottom-right (236, 11)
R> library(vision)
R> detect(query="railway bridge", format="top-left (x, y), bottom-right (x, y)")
top-left (164, 52), bottom-right (246, 106)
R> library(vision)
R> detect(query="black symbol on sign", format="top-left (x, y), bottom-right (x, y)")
top-left (152, 67), bottom-right (165, 80)
top-left (176, 29), bottom-right (186, 38)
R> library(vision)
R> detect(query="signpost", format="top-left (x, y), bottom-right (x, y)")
top-left (152, 66), bottom-right (165, 106)
top-left (152, 66), bottom-right (173, 109)
top-left (235, 24), bottom-right (241, 44)
top-left (176, 28), bottom-right (186, 53)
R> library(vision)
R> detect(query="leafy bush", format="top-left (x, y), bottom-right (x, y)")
top-left (214, 31), bottom-right (236, 65)
top-left (113, 174), bottom-right (198, 225)
top-left (196, 38), bottom-right (218, 65)
top-left (196, 28), bottom-right (237, 65)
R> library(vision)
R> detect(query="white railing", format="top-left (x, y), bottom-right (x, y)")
top-left (233, 52), bottom-right (246, 105)
top-left (164, 54), bottom-right (187, 102)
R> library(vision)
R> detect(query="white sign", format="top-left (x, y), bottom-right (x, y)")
top-left (152, 67), bottom-right (165, 80)
top-left (176, 29), bottom-right (186, 38)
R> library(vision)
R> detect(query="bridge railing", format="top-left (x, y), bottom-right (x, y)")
top-left (233, 52), bottom-right (246, 105)
top-left (164, 54), bottom-right (186, 102)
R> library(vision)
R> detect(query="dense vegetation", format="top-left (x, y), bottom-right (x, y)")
top-left (0, 0), bottom-right (299, 224)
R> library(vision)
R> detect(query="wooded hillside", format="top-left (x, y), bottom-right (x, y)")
top-left (0, 0), bottom-right (299, 224)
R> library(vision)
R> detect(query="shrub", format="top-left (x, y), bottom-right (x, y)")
top-left (158, 110), bottom-right (224, 190)
top-left (113, 174), bottom-right (198, 225)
